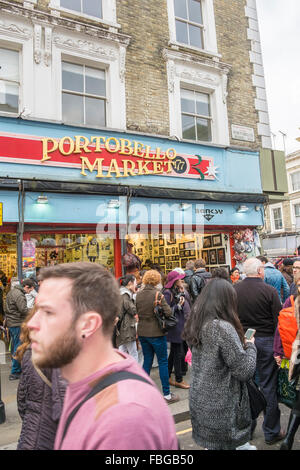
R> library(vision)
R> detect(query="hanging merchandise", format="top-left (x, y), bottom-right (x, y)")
top-left (86, 237), bottom-right (100, 263)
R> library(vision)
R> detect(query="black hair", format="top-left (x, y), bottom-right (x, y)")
top-left (118, 274), bottom-right (136, 287)
top-left (183, 278), bottom-right (245, 348)
top-left (22, 278), bottom-right (35, 288)
top-left (211, 267), bottom-right (230, 281)
top-left (257, 255), bottom-right (268, 264)
top-left (230, 267), bottom-right (240, 276)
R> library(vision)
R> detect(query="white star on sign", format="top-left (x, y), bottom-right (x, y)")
top-left (205, 162), bottom-right (219, 179)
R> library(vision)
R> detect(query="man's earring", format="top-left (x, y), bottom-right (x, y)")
top-left (82, 334), bottom-right (86, 339)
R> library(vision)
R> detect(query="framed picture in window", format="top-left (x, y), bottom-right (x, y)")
top-left (212, 234), bottom-right (222, 247)
top-left (203, 236), bottom-right (212, 248)
top-left (159, 238), bottom-right (164, 246)
top-left (154, 257), bottom-right (159, 264)
top-left (153, 239), bottom-right (159, 247)
top-left (202, 250), bottom-right (209, 265)
top-left (159, 256), bottom-right (165, 265)
top-left (166, 235), bottom-right (176, 245)
top-left (209, 249), bottom-right (217, 265)
top-left (179, 243), bottom-right (185, 250)
top-left (217, 248), bottom-right (226, 265)
top-left (181, 258), bottom-right (188, 268)
top-left (159, 247), bottom-right (164, 256)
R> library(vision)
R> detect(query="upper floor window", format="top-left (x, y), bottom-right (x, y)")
top-left (174, 0), bottom-right (204, 49)
top-left (294, 204), bottom-right (300, 229)
top-left (291, 171), bottom-right (300, 192)
top-left (0, 48), bottom-right (19, 114)
top-left (181, 88), bottom-right (211, 141)
top-left (272, 206), bottom-right (283, 231)
top-left (62, 61), bottom-right (106, 127)
top-left (60, 0), bottom-right (102, 19)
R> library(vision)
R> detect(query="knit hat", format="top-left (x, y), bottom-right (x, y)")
top-left (283, 258), bottom-right (294, 266)
top-left (164, 270), bottom-right (185, 289)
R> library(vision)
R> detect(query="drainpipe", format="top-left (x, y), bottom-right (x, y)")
top-left (17, 180), bottom-right (25, 282)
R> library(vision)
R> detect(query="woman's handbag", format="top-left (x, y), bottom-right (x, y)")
top-left (246, 378), bottom-right (267, 419)
top-left (277, 359), bottom-right (298, 408)
top-left (154, 292), bottom-right (178, 334)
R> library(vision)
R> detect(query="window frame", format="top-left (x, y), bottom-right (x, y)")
top-left (167, 0), bottom-right (219, 57)
top-left (61, 61), bottom-right (107, 127)
top-left (290, 170), bottom-right (300, 194)
top-left (174, 0), bottom-right (205, 50)
top-left (180, 87), bottom-right (212, 142)
top-left (0, 46), bottom-right (21, 116)
top-left (270, 203), bottom-right (284, 233)
top-left (49, 0), bottom-right (119, 29)
top-left (290, 198), bottom-right (300, 231)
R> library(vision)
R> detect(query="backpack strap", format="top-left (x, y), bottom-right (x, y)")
top-left (58, 370), bottom-right (153, 450)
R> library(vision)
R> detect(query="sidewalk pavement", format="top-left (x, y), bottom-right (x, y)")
top-left (1, 358), bottom-right (300, 451)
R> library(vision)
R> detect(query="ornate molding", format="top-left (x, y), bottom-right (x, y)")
top-left (44, 27), bottom-right (52, 66)
top-left (119, 45), bottom-right (126, 83)
top-left (53, 35), bottom-right (117, 61)
top-left (0, 0), bottom-right (130, 46)
top-left (0, 19), bottom-right (32, 39)
top-left (33, 23), bottom-right (42, 64)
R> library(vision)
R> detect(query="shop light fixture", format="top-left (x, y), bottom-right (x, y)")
top-left (179, 203), bottom-right (191, 211)
top-left (255, 205), bottom-right (261, 212)
top-left (36, 195), bottom-right (49, 204)
top-left (236, 205), bottom-right (249, 213)
top-left (107, 199), bottom-right (120, 209)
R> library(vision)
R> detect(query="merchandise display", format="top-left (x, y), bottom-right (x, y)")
top-left (130, 233), bottom-right (229, 273)
top-left (0, 234), bottom-right (17, 279)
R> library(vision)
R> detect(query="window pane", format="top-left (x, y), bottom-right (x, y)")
top-left (62, 62), bottom-right (83, 93)
top-left (189, 24), bottom-right (203, 48)
top-left (182, 115), bottom-right (196, 140)
top-left (176, 20), bottom-right (188, 44)
top-left (62, 93), bottom-right (84, 124)
top-left (295, 204), bottom-right (300, 217)
top-left (174, 0), bottom-right (188, 19)
top-left (61, 0), bottom-right (81, 11)
top-left (188, 0), bottom-right (202, 23)
top-left (0, 81), bottom-right (18, 113)
top-left (196, 117), bottom-right (211, 141)
top-left (196, 92), bottom-right (210, 116)
top-left (83, 0), bottom-right (102, 18)
top-left (0, 49), bottom-right (19, 81)
top-left (181, 89), bottom-right (195, 113)
top-left (85, 97), bottom-right (106, 127)
top-left (85, 67), bottom-right (106, 96)
top-left (296, 216), bottom-right (300, 229)
top-left (291, 172), bottom-right (300, 191)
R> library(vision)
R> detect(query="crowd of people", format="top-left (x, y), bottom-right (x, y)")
top-left (1, 254), bottom-right (300, 450)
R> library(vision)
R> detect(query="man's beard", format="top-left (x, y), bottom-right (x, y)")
top-left (32, 326), bottom-right (82, 369)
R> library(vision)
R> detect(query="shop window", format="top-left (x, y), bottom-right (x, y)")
top-left (25, 234), bottom-right (114, 276)
top-left (0, 48), bottom-right (19, 114)
top-left (60, 0), bottom-right (102, 18)
top-left (62, 62), bottom-right (106, 127)
top-left (181, 88), bottom-right (212, 142)
top-left (125, 232), bottom-right (229, 275)
top-left (174, 0), bottom-right (204, 49)
top-left (0, 234), bottom-right (17, 279)
top-left (291, 171), bottom-right (300, 192)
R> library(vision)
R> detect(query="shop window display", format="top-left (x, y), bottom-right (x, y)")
top-left (127, 232), bottom-right (230, 274)
top-left (0, 234), bottom-right (17, 280)
top-left (26, 233), bottom-right (114, 275)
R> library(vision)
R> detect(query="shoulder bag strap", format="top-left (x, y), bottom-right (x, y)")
top-left (33, 362), bottom-right (52, 389)
top-left (58, 370), bottom-right (152, 450)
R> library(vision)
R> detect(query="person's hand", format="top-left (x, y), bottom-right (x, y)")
top-left (134, 314), bottom-right (139, 322)
top-left (274, 355), bottom-right (282, 367)
top-left (179, 296), bottom-right (185, 306)
top-left (246, 337), bottom-right (255, 344)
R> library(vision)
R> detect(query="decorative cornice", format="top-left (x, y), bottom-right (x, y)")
top-left (0, 0), bottom-right (131, 46)
top-left (0, 18), bottom-right (32, 39)
top-left (162, 48), bottom-right (231, 75)
top-left (53, 35), bottom-right (117, 61)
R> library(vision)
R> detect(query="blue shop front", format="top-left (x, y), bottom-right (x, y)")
top-left (0, 116), bottom-right (265, 279)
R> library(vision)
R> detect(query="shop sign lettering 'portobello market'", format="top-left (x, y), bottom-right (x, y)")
top-left (0, 134), bottom-right (219, 181)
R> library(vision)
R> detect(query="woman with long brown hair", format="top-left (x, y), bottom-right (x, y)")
top-left (15, 309), bottom-right (67, 450)
top-left (183, 278), bottom-right (257, 450)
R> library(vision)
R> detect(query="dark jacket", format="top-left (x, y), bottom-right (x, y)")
top-left (183, 269), bottom-right (194, 292)
top-left (5, 285), bottom-right (28, 328)
top-left (136, 284), bottom-right (172, 337)
top-left (189, 269), bottom-right (212, 302)
top-left (17, 348), bottom-right (67, 450)
top-left (164, 288), bottom-right (191, 344)
top-left (116, 287), bottom-right (137, 347)
top-left (234, 277), bottom-right (282, 337)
